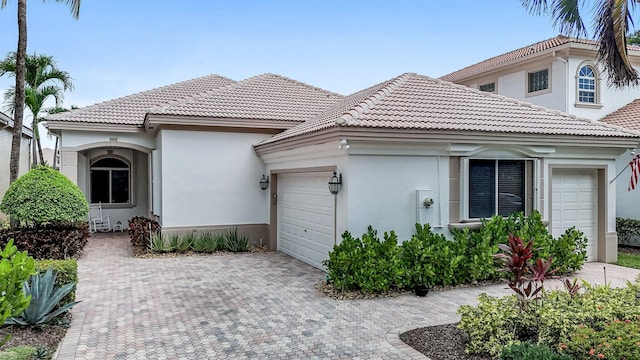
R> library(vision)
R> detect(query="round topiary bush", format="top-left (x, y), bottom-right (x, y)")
top-left (0, 166), bottom-right (88, 225)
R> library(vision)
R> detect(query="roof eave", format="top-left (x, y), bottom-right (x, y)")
top-left (46, 120), bottom-right (145, 133)
top-left (255, 127), bottom-right (639, 156)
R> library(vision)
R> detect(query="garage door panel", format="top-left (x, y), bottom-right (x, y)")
top-left (278, 172), bottom-right (335, 270)
top-left (552, 169), bottom-right (597, 262)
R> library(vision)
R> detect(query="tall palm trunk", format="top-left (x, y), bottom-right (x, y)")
top-left (9, 0), bottom-right (26, 183)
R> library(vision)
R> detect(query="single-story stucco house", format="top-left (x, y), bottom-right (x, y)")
top-left (0, 111), bottom-right (32, 220)
top-left (46, 72), bottom-right (639, 269)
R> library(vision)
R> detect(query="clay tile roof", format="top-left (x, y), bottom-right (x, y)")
top-left (148, 73), bottom-right (343, 122)
top-left (258, 73), bottom-right (638, 146)
top-left (46, 74), bottom-right (237, 126)
top-left (439, 35), bottom-right (640, 82)
top-left (600, 99), bottom-right (640, 131)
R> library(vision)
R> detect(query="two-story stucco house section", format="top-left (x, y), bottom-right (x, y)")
top-left (0, 112), bottom-right (32, 220)
top-left (441, 36), bottom-right (640, 221)
top-left (47, 71), bottom-right (637, 269)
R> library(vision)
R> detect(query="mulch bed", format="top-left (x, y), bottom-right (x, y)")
top-left (619, 245), bottom-right (640, 255)
top-left (0, 313), bottom-right (71, 358)
top-left (400, 323), bottom-right (490, 360)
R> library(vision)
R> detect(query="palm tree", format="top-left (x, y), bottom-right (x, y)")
top-left (522, 0), bottom-right (638, 87)
top-left (0, 0), bottom-right (80, 183)
top-left (0, 53), bottom-right (74, 167)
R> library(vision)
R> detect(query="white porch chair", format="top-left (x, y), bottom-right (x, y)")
top-left (89, 202), bottom-right (111, 233)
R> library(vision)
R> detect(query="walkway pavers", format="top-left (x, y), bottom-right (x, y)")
top-left (55, 233), bottom-right (640, 359)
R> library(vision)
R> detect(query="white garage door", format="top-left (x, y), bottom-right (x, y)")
top-left (551, 169), bottom-right (597, 261)
top-left (278, 172), bottom-right (335, 270)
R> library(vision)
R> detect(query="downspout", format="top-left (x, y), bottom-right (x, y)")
top-left (553, 51), bottom-right (570, 113)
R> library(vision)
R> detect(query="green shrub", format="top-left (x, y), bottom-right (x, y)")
top-left (459, 282), bottom-right (640, 357)
top-left (616, 217), bottom-right (640, 245)
top-left (550, 227), bottom-right (587, 275)
top-left (561, 317), bottom-right (640, 360)
top-left (175, 233), bottom-right (193, 252)
top-left (0, 346), bottom-right (40, 360)
top-left (35, 259), bottom-right (78, 306)
top-left (0, 240), bottom-right (35, 332)
top-left (500, 342), bottom-right (572, 360)
top-left (223, 228), bottom-right (249, 253)
top-left (458, 293), bottom-right (530, 357)
top-left (323, 227), bottom-right (402, 293)
top-left (0, 166), bottom-right (88, 225)
top-left (0, 223), bottom-right (89, 260)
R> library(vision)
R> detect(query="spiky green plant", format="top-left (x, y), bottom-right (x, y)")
top-left (5, 267), bottom-right (80, 326)
top-left (167, 234), bottom-right (181, 252)
top-left (179, 233), bottom-right (196, 252)
top-left (192, 232), bottom-right (212, 253)
top-left (224, 228), bottom-right (249, 253)
top-left (149, 233), bottom-right (168, 253)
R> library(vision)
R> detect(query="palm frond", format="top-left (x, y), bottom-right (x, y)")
top-left (51, 0), bottom-right (81, 19)
top-left (551, 0), bottom-right (587, 37)
top-left (594, 0), bottom-right (639, 86)
top-left (521, 0), bottom-right (549, 15)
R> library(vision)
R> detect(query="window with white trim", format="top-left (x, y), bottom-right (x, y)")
top-left (468, 159), bottom-right (532, 219)
top-left (90, 157), bottom-right (130, 204)
top-left (527, 69), bottom-right (549, 93)
top-left (577, 65), bottom-right (597, 103)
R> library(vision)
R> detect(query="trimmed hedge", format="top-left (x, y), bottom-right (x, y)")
top-left (0, 166), bottom-right (88, 225)
top-left (0, 223), bottom-right (90, 260)
top-left (35, 259), bottom-right (78, 307)
top-left (324, 211), bottom-right (588, 293)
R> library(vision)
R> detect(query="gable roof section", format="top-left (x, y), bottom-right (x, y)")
top-left (46, 74), bottom-right (237, 127)
top-left (440, 35), bottom-right (640, 82)
top-left (599, 99), bottom-right (640, 131)
top-left (257, 73), bottom-right (638, 147)
top-left (1, 111), bottom-right (33, 138)
top-left (146, 73), bottom-right (343, 124)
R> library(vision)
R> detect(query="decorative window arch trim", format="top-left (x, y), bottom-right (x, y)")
top-left (575, 61), bottom-right (602, 108)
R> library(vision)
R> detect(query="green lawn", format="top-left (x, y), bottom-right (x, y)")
top-left (614, 252), bottom-right (640, 270)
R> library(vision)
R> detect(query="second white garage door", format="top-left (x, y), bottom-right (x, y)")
top-left (278, 172), bottom-right (335, 270)
top-left (551, 169), bottom-right (598, 261)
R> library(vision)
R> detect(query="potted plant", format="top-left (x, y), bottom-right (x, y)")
top-left (413, 271), bottom-right (430, 297)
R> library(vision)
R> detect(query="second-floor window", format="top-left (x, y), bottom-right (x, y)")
top-left (527, 69), bottom-right (549, 93)
top-left (577, 65), bottom-right (596, 103)
top-left (479, 82), bottom-right (496, 93)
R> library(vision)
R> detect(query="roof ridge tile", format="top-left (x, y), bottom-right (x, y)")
top-left (337, 73), bottom-right (413, 125)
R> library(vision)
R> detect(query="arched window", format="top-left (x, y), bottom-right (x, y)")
top-left (90, 157), bottom-right (130, 204)
top-left (577, 65), bottom-right (597, 104)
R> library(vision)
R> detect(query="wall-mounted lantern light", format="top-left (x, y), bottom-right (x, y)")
top-left (259, 175), bottom-right (269, 190)
top-left (328, 171), bottom-right (342, 195)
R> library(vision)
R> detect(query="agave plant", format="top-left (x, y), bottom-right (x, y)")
top-left (5, 267), bottom-right (80, 326)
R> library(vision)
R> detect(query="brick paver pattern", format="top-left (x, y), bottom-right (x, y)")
top-left (55, 233), bottom-right (640, 359)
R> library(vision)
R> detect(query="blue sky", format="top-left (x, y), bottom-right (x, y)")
top-left (0, 1), bottom-right (572, 146)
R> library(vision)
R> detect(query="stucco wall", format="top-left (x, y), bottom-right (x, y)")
top-left (346, 154), bottom-right (449, 241)
top-left (615, 149), bottom-right (640, 220)
top-left (159, 129), bottom-right (272, 228)
top-left (493, 60), bottom-right (567, 112)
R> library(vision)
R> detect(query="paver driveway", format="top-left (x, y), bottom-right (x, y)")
top-left (55, 233), bottom-right (640, 359)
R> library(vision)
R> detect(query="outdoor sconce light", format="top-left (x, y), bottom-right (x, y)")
top-left (328, 171), bottom-right (342, 195)
top-left (259, 175), bottom-right (269, 190)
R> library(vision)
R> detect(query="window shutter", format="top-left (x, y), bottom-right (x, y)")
top-left (469, 160), bottom-right (495, 218)
top-left (497, 161), bottom-right (524, 216)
